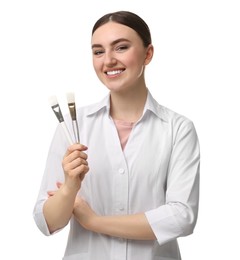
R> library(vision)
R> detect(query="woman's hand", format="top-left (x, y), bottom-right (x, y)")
top-left (62, 143), bottom-right (89, 191)
top-left (49, 183), bottom-right (97, 231)
top-left (73, 197), bottom-right (98, 230)
top-left (48, 182), bottom-right (85, 209)
top-left (47, 182), bottom-right (63, 197)
top-left (48, 182), bottom-right (97, 225)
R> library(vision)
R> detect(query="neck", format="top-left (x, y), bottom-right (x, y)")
top-left (110, 85), bottom-right (148, 123)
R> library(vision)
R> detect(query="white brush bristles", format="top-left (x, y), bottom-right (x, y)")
top-left (48, 95), bottom-right (58, 107)
top-left (66, 92), bottom-right (75, 103)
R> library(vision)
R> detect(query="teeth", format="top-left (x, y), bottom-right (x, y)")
top-left (106, 70), bottom-right (122, 75)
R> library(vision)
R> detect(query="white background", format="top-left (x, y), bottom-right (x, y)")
top-left (0, 0), bottom-right (239, 259)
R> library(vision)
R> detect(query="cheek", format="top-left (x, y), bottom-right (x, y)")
top-left (92, 57), bottom-right (97, 68)
top-left (129, 58), bottom-right (145, 78)
top-left (92, 59), bottom-right (101, 73)
top-left (126, 49), bottom-right (146, 67)
top-left (127, 55), bottom-right (145, 74)
top-left (92, 59), bottom-right (106, 83)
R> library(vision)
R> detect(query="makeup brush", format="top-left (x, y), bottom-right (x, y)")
top-left (66, 92), bottom-right (80, 143)
top-left (49, 95), bottom-right (74, 145)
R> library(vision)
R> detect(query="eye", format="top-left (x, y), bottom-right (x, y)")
top-left (116, 45), bottom-right (129, 52)
top-left (93, 49), bottom-right (104, 56)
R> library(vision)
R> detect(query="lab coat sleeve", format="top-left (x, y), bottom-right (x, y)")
top-left (145, 120), bottom-right (200, 245)
top-left (33, 124), bottom-right (69, 236)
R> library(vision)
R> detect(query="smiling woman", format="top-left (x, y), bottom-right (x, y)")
top-left (91, 21), bottom-right (153, 100)
top-left (33, 10), bottom-right (200, 260)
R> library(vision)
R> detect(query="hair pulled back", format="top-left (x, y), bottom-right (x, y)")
top-left (92, 11), bottom-right (152, 47)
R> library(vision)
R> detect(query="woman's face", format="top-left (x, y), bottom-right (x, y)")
top-left (91, 22), bottom-right (153, 94)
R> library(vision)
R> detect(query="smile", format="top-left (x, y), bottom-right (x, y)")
top-left (105, 69), bottom-right (124, 76)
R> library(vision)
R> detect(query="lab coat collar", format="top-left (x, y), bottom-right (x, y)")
top-left (86, 90), bottom-right (168, 122)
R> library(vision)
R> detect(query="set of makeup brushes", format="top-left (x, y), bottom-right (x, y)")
top-left (49, 93), bottom-right (80, 145)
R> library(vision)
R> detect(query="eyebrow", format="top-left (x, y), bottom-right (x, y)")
top-left (91, 38), bottom-right (130, 49)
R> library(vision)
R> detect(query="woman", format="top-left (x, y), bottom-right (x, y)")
top-left (33, 11), bottom-right (200, 260)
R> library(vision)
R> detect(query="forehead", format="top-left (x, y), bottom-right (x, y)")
top-left (91, 22), bottom-right (141, 45)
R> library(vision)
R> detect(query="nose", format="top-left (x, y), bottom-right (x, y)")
top-left (104, 51), bottom-right (117, 67)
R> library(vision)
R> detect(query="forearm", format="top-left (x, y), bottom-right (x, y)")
top-left (43, 143), bottom-right (89, 233)
top-left (43, 185), bottom-right (78, 233)
top-left (74, 207), bottom-right (156, 240)
top-left (93, 214), bottom-right (156, 240)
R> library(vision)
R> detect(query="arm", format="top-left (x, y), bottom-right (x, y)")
top-left (74, 121), bottom-right (199, 244)
top-left (73, 198), bottom-right (156, 240)
top-left (43, 143), bottom-right (89, 233)
top-left (145, 121), bottom-right (200, 244)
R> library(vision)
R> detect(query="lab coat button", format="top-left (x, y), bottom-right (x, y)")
top-left (118, 168), bottom-right (125, 174)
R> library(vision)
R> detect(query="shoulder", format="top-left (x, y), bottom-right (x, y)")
top-left (149, 92), bottom-right (194, 128)
top-left (149, 93), bottom-right (198, 141)
top-left (162, 105), bottom-right (193, 127)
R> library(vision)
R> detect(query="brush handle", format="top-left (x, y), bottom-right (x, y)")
top-left (60, 122), bottom-right (74, 145)
top-left (72, 120), bottom-right (80, 143)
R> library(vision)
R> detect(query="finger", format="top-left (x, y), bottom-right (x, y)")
top-left (69, 164), bottom-right (89, 179)
top-left (56, 182), bottom-right (63, 188)
top-left (63, 157), bottom-right (88, 173)
top-left (63, 150), bottom-right (88, 165)
top-left (79, 166), bottom-right (90, 181)
top-left (73, 157), bottom-right (88, 167)
top-left (65, 144), bottom-right (88, 157)
top-left (70, 150), bottom-right (88, 161)
top-left (47, 191), bottom-right (56, 197)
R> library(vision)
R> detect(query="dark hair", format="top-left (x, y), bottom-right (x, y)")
top-left (92, 11), bottom-right (152, 47)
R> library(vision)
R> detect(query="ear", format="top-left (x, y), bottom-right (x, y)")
top-left (144, 44), bottom-right (154, 65)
